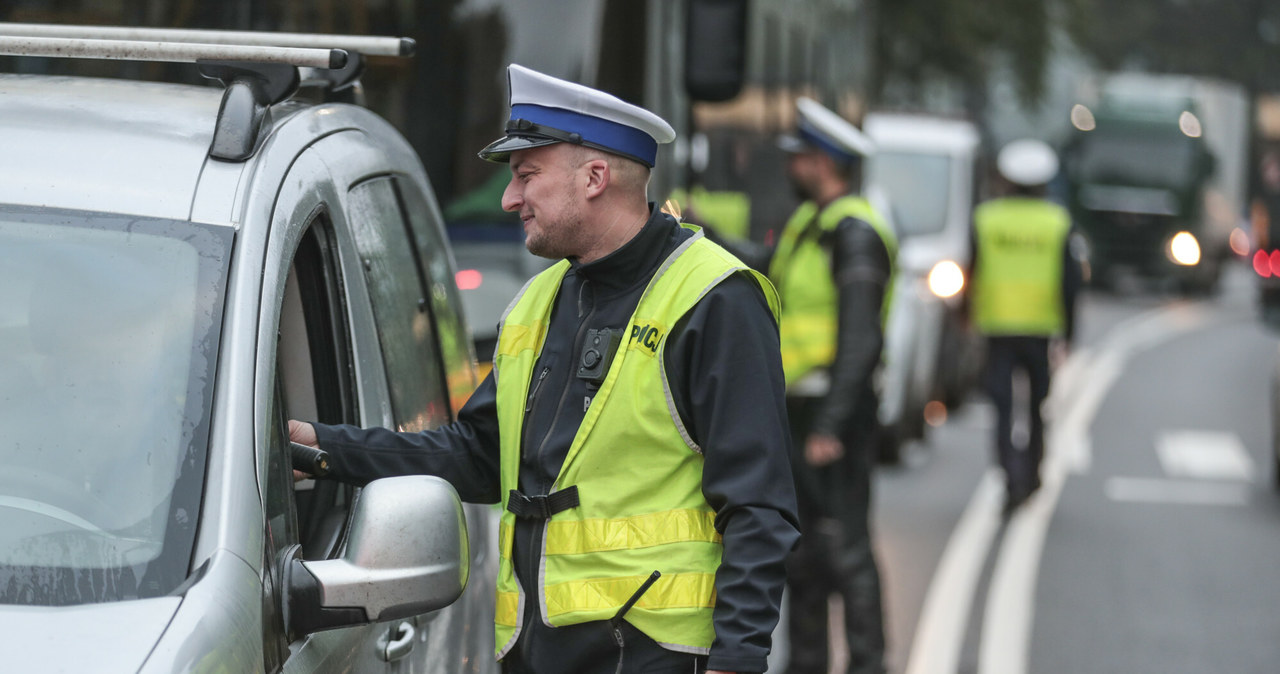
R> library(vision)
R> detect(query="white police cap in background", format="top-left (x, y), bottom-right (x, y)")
top-left (778, 96), bottom-right (875, 164)
top-left (478, 64), bottom-right (676, 167)
top-left (997, 138), bottom-right (1059, 186)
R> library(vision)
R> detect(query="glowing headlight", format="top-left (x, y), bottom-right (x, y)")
top-left (1178, 111), bottom-right (1202, 138)
top-left (1168, 231), bottom-right (1201, 266)
top-left (927, 260), bottom-right (965, 298)
top-left (1070, 104), bottom-right (1096, 131)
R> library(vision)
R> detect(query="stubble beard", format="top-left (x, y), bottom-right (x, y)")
top-left (789, 175), bottom-right (813, 203)
top-left (523, 184), bottom-right (586, 260)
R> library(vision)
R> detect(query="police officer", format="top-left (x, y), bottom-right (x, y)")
top-left (967, 138), bottom-right (1080, 513)
top-left (770, 98), bottom-right (896, 674)
top-left (290, 64), bottom-right (799, 674)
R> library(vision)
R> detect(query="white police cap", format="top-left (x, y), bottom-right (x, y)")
top-left (478, 64), bottom-right (676, 167)
top-left (778, 97), bottom-right (875, 164)
top-left (997, 138), bottom-right (1059, 186)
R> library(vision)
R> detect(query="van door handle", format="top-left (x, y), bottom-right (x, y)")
top-left (378, 621), bottom-right (416, 662)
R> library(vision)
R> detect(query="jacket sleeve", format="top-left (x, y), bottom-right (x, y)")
top-left (311, 372), bottom-right (503, 504)
top-left (807, 217), bottom-right (892, 437)
top-left (1061, 226), bottom-right (1083, 344)
top-left (664, 271), bottom-right (801, 673)
top-left (961, 223), bottom-right (978, 326)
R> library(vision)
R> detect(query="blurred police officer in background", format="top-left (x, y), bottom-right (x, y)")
top-left (967, 139), bottom-right (1081, 514)
top-left (717, 97), bottom-right (896, 674)
top-left (290, 64), bottom-right (799, 674)
top-left (774, 98), bottom-right (896, 674)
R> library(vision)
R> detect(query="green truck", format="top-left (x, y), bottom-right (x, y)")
top-left (1062, 73), bottom-right (1249, 293)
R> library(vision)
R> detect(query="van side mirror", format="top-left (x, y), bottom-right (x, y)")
top-left (685, 0), bottom-right (748, 102)
top-left (284, 475), bottom-right (469, 637)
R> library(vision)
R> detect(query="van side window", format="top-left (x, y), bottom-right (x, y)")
top-left (259, 215), bottom-right (362, 670)
top-left (347, 177), bottom-right (452, 432)
top-left (276, 218), bottom-right (358, 560)
top-left (394, 177), bottom-right (478, 413)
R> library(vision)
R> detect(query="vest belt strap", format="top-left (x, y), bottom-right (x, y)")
top-left (507, 486), bottom-right (580, 519)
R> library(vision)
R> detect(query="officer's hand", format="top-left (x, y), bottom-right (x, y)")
top-left (706, 670), bottom-right (737, 674)
top-left (805, 434), bottom-right (844, 467)
top-left (1049, 339), bottom-right (1070, 371)
top-left (289, 420), bottom-right (319, 482)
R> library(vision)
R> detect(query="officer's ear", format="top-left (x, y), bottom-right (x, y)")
top-left (581, 158), bottom-right (610, 200)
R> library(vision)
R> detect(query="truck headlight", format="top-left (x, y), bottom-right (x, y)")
top-left (1168, 231), bottom-right (1201, 266)
top-left (927, 260), bottom-right (965, 298)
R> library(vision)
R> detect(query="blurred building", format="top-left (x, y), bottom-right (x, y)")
top-left (3, 0), bottom-right (878, 242)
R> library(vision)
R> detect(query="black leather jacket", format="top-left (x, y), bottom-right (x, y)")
top-left (718, 208), bottom-right (893, 439)
top-left (808, 216), bottom-right (892, 438)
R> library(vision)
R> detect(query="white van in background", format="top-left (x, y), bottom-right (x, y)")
top-left (865, 113), bottom-right (986, 462)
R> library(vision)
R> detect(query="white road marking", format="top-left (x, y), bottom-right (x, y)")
top-left (1105, 477), bottom-right (1251, 505)
top-left (975, 349), bottom-right (1116, 674)
top-left (975, 303), bottom-right (1213, 674)
top-left (902, 302), bottom-right (1218, 674)
top-left (978, 467), bottom-right (1062, 674)
top-left (1156, 430), bottom-right (1254, 481)
top-left (902, 470), bottom-right (1003, 674)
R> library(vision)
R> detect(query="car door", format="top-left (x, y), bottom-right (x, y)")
top-left (393, 171), bottom-right (500, 673)
top-left (256, 148), bottom-right (395, 674)
top-left (307, 120), bottom-right (496, 668)
top-left (340, 171), bottom-right (496, 674)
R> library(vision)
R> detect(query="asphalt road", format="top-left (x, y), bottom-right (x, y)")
top-left (774, 261), bottom-right (1280, 673)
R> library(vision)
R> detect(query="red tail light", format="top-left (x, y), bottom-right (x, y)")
top-left (1251, 249), bottom-right (1280, 278)
top-left (455, 269), bottom-right (483, 290)
top-left (1254, 250), bottom-right (1271, 278)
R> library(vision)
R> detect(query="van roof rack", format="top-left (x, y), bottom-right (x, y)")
top-left (0, 24), bottom-right (416, 162)
top-left (0, 35), bottom-right (346, 68)
top-left (0, 23), bottom-right (414, 58)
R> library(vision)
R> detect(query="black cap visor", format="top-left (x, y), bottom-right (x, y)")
top-left (477, 133), bottom-right (562, 163)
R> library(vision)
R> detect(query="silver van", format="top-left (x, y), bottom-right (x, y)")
top-left (864, 112), bottom-right (986, 460)
top-left (0, 27), bottom-right (496, 673)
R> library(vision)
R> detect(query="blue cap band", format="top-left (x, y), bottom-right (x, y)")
top-left (798, 122), bottom-right (859, 165)
top-left (510, 104), bottom-right (658, 166)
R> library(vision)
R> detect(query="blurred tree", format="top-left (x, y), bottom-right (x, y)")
top-left (869, 0), bottom-right (1083, 115)
top-left (1064, 0), bottom-right (1280, 94)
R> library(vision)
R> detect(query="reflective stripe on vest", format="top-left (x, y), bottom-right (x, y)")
top-left (768, 196), bottom-right (898, 387)
top-left (490, 226), bottom-right (780, 658)
top-left (972, 197), bottom-right (1070, 336)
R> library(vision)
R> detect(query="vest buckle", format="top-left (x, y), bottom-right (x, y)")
top-left (506, 486), bottom-right (580, 520)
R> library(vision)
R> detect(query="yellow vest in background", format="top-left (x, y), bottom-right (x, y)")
top-left (768, 196), bottom-right (897, 387)
top-left (667, 186), bottom-right (752, 240)
top-left (971, 197), bottom-right (1071, 336)
top-left (490, 227), bottom-right (779, 658)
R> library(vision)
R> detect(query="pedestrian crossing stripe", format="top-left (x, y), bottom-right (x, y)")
top-left (1155, 430), bottom-right (1254, 481)
top-left (1104, 477), bottom-right (1250, 505)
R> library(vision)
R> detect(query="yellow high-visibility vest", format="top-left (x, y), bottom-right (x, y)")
top-left (971, 197), bottom-right (1070, 336)
top-left (768, 196), bottom-right (897, 387)
top-left (668, 186), bottom-right (752, 240)
top-left (490, 226), bottom-right (780, 658)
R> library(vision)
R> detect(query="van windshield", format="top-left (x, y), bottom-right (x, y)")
top-left (0, 207), bottom-right (231, 606)
top-left (867, 151), bottom-right (953, 237)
